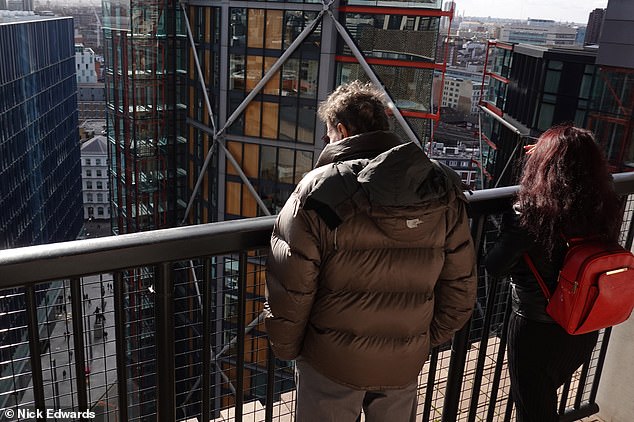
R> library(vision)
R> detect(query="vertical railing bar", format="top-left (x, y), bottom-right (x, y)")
top-left (574, 360), bottom-right (591, 410)
top-left (422, 348), bottom-right (440, 422)
top-left (441, 323), bottom-right (471, 422)
top-left (589, 328), bottom-right (611, 403)
top-left (156, 262), bottom-right (176, 421)
top-left (235, 251), bottom-right (248, 422)
top-left (486, 293), bottom-right (512, 422)
top-left (503, 394), bottom-right (514, 422)
top-left (558, 379), bottom-right (571, 414)
top-left (113, 271), bottom-right (129, 422)
top-left (265, 344), bottom-right (275, 422)
top-left (70, 276), bottom-right (89, 413)
top-left (467, 276), bottom-right (501, 422)
top-left (25, 284), bottom-right (46, 419)
top-left (619, 195), bottom-right (634, 250)
top-left (440, 213), bottom-right (486, 422)
top-left (202, 258), bottom-right (212, 422)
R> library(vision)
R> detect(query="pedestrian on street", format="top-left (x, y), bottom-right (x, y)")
top-left (62, 370), bottom-right (66, 380)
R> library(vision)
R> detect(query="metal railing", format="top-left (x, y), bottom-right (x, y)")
top-left (1, 173), bottom-right (634, 422)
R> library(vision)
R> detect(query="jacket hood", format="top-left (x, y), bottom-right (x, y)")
top-left (300, 133), bottom-right (464, 229)
top-left (315, 130), bottom-right (403, 168)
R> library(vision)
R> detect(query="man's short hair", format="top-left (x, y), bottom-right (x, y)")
top-left (317, 81), bottom-right (390, 136)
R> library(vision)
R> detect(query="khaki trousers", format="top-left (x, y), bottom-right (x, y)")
top-left (294, 358), bottom-right (418, 422)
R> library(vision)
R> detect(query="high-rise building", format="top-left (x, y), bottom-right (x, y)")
top-left (0, 15), bottom-right (83, 249)
top-left (81, 136), bottom-right (110, 221)
top-left (584, 8), bottom-right (605, 45)
top-left (0, 13), bottom-right (82, 411)
top-left (103, 0), bottom-right (450, 418)
top-left (477, 0), bottom-right (634, 187)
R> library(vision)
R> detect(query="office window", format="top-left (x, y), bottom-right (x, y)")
top-left (97, 193), bottom-right (103, 202)
top-left (96, 170), bottom-right (102, 177)
top-left (86, 181), bottom-right (93, 189)
top-left (86, 158), bottom-right (91, 165)
top-left (97, 207), bottom-right (104, 216)
top-left (86, 169), bottom-right (92, 177)
top-left (96, 159), bottom-right (101, 165)
top-left (97, 181), bottom-right (103, 189)
top-left (87, 193), bottom-right (93, 202)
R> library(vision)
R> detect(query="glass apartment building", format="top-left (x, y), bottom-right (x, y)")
top-left (0, 16), bottom-right (83, 249)
top-left (0, 15), bottom-right (83, 411)
top-left (103, 0), bottom-right (449, 418)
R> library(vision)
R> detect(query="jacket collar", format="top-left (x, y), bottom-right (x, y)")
top-left (315, 130), bottom-right (404, 168)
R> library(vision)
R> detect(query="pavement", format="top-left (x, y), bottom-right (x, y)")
top-left (81, 219), bottom-right (113, 239)
top-left (18, 274), bottom-right (119, 421)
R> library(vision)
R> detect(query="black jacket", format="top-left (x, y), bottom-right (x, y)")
top-left (484, 206), bottom-right (566, 323)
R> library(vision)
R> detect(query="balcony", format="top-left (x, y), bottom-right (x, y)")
top-left (1, 174), bottom-right (634, 422)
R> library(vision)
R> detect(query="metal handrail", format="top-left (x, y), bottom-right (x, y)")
top-left (2, 172), bottom-right (633, 286)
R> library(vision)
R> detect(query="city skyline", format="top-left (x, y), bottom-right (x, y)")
top-left (454, 0), bottom-right (608, 24)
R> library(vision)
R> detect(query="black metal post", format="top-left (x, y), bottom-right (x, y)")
top-left (156, 262), bottom-right (176, 421)
top-left (202, 259), bottom-right (211, 422)
top-left (574, 361), bottom-right (592, 410)
top-left (265, 344), bottom-right (276, 422)
top-left (25, 284), bottom-right (45, 420)
top-left (589, 328), bottom-right (612, 403)
top-left (235, 251), bottom-right (248, 422)
top-left (441, 323), bottom-right (471, 422)
top-left (558, 379), bottom-right (571, 414)
top-left (486, 293), bottom-right (513, 422)
top-left (467, 276), bottom-right (501, 422)
top-left (113, 271), bottom-right (129, 422)
top-left (70, 277), bottom-right (90, 413)
top-left (422, 348), bottom-right (440, 422)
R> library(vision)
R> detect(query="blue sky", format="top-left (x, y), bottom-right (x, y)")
top-left (452, 0), bottom-right (609, 24)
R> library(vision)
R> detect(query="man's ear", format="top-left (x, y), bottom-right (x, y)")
top-left (336, 122), bottom-right (349, 139)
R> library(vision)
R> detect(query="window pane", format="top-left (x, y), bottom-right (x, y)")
top-left (263, 57), bottom-right (280, 95)
top-left (243, 143), bottom-right (259, 178)
top-left (279, 102), bottom-right (296, 141)
top-left (265, 10), bottom-right (283, 50)
top-left (278, 148), bottom-right (294, 184)
top-left (262, 102), bottom-right (279, 139)
top-left (297, 105), bottom-right (315, 144)
top-left (295, 150), bottom-right (313, 183)
top-left (245, 101), bottom-right (261, 137)
top-left (226, 181), bottom-right (241, 215)
top-left (226, 141), bottom-right (242, 176)
top-left (246, 55), bottom-right (263, 92)
top-left (247, 9), bottom-right (264, 49)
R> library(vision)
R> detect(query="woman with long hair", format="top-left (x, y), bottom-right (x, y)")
top-left (485, 125), bottom-right (622, 421)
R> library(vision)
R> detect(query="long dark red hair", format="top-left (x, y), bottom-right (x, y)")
top-left (517, 125), bottom-right (621, 254)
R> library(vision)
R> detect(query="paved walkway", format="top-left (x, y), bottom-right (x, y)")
top-left (19, 274), bottom-right (118, 419)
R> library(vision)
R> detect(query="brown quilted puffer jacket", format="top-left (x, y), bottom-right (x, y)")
top-left (265, 131), bottom-right (477, 389)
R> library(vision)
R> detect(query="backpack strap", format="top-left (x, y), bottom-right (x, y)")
top-left (522, 252), bottom-right (552, 301)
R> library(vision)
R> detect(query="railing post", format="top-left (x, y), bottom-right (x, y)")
top-left (156, 263), bottom-right (175, 421)
top-left (202, 258), bottom-right (212, 422)
top-left (265, 343), bottom-right (276, 422)
top-left (235, 251), bottom-right (248, 422)
top-left (70, 277), bottom-right (90, 415)
top-left (25, 285), bottom-right (45, 420)
top-left (113, 272), bottom-right (129, 421)
top-left (441, 324), bottom-right (471, 422)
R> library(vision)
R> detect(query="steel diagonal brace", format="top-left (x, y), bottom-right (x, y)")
top-left (180, 4), bottom-right (326, 223)
top-left (326, 9), bottom-right (421, 146)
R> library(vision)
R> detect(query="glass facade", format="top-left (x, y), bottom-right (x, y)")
top-left (0, 16), bottom-right (83, 415)
top-left (104, 0), bottom-right (188, 235)
top-left (0, 17), bottom-right (83, 249)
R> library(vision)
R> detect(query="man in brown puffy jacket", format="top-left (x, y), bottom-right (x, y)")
top-left (265, 81), bottom-right (477, 421)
